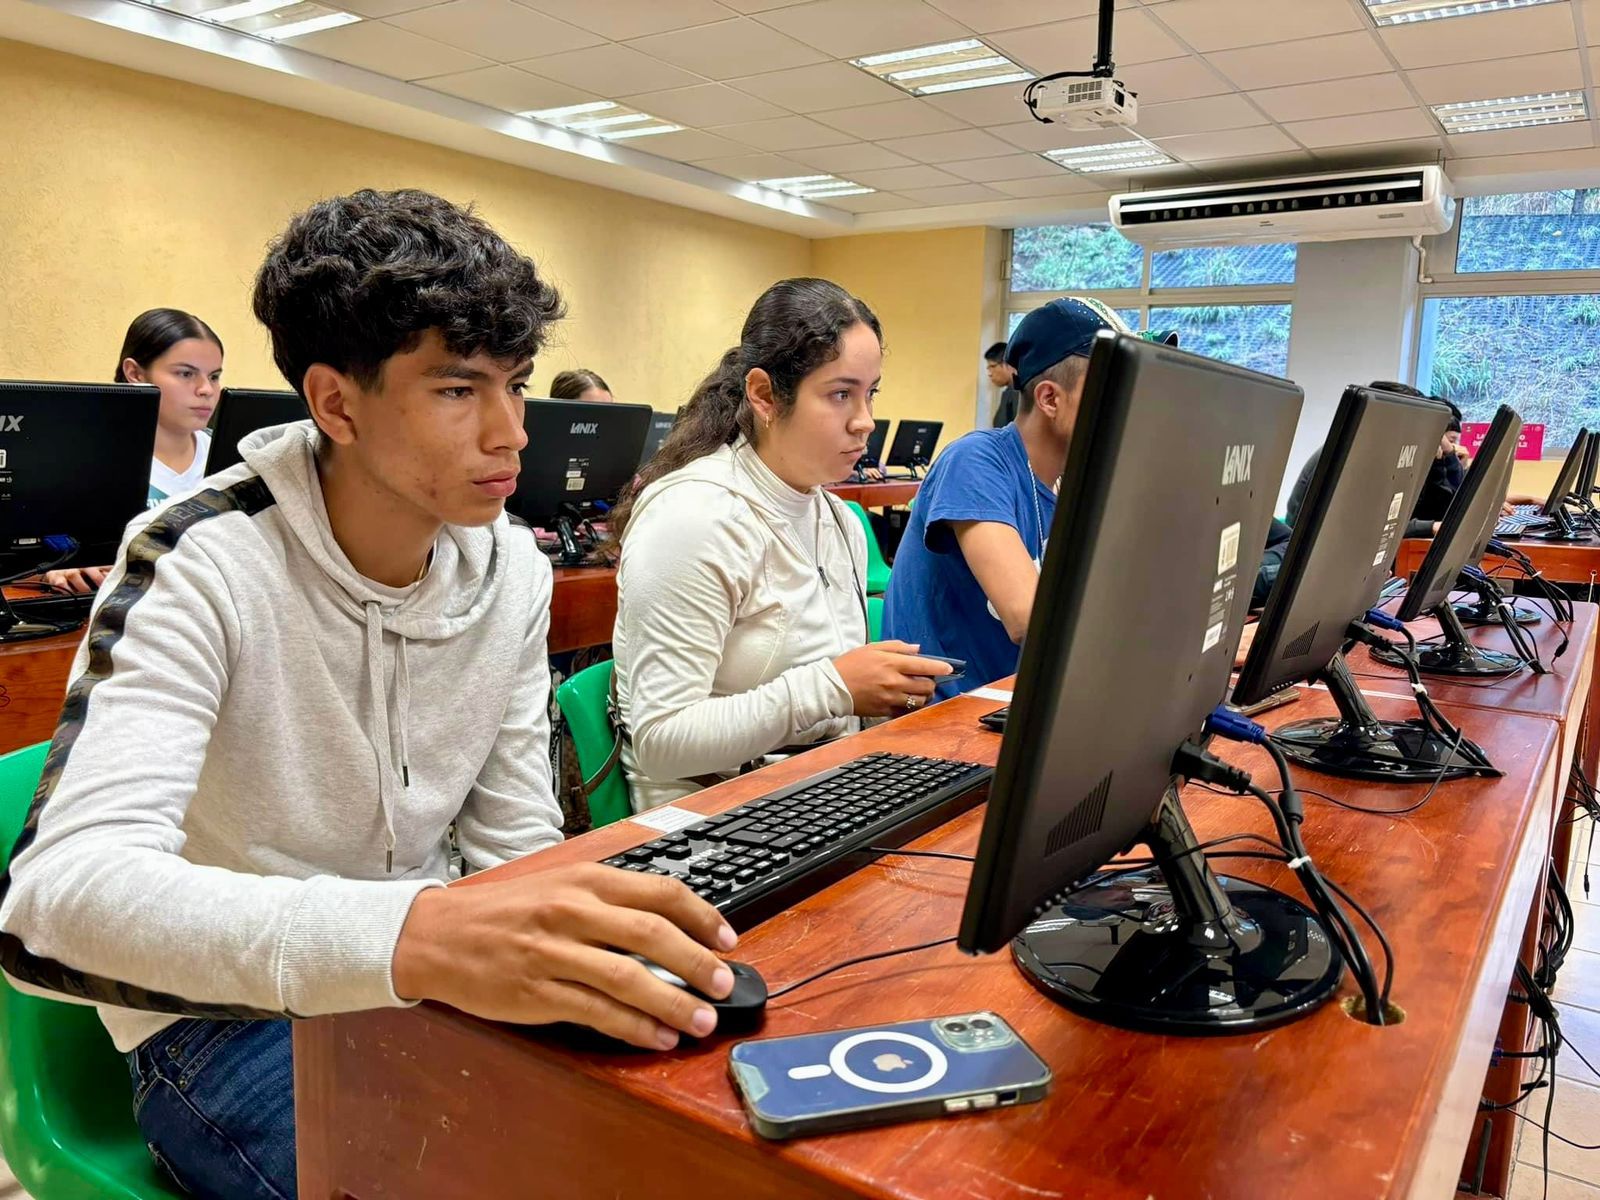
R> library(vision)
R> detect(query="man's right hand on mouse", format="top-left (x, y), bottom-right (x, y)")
top-left (392, 863), bottom-right (739, 1051)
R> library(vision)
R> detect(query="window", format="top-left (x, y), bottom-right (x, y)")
top-left (1418, 293), bottom-right (1600, 450)
top-left (1010, 224), bottom-right (1142, 292)
top-left (1456, 190), bottom-right (1600, 274)
top-left (1149, 305), bottom-right (1293, 377)
top-left (1151, 244), bottom-right (1296, 288)
top-left (1006, 308), bottom-right (1141, 338)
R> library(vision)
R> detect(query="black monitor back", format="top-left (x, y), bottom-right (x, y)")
top-left (1233, 386), bottom-right (1451, 706)
top-left (0, 381), bottom-right (160, 564)
top-left (1396, 404), bottom-right (1521, 622)
top-left (1541, 428), bottom-right (1589, 515)
top-left (864, 418), bottom-right (890, 464)
top-left (208, 388), bottom-right (309, 475)
top-left (1577, 426), bottom-right (1598, 502)
top-left (885, 420), bottom-right (941, 468)
top-left (958, 332), bottom-right (1302, 954)
top-left (509, 398), bottom-right (652, 525)
top-left (637, 410), bottom-right (678, 469)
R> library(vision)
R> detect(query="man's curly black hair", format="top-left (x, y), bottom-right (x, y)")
top-left (252, 188), bottom-right (565, 395)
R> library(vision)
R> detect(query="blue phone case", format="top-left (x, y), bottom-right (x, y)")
top-left (728, 1012), bottom-right (1050, 1140)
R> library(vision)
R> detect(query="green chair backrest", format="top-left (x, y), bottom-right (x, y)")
top-left (555, 661), bottom-right (631, 829)
top-left (842, 500), bottom-right (891, 596)
top-left (0, 742), bottom-right (182, 1200)
top-left (867, 596), bottom-right (884, 642)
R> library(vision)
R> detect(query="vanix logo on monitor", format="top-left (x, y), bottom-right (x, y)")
top-left (569, 422), bottom-right (599, 435)
top-left (1396, 444), bottom-right (1418, 469)
top-left (0, 416), bottom-right (22, 432)
top-left (1221, 444), bottom-right (1254, 485)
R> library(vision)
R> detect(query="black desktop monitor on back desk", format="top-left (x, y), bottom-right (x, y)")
top-left (509, 398), bottom-right (652, 565)
top-left (637, 410), bottom-right (678, 470)
top-left (846, 418), bottom-right (890, 483)
top-left (0, 380), bottom-right (160, 642)
top-left (883, 420), bottom-right (941, 479)
top-left (207, 388), bottom-right (309, 475)
top-left (957, 331), bottom-right (1321, 1033)
top-left (1527, 428), bottom-right (1592, 542)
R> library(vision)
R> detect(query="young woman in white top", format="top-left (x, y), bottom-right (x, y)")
top-left (45, 308), bottom-right (225, 593)
top-left (609, 278), bottom-right (952, 810)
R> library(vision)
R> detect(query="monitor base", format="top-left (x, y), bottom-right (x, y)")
top-left (1368, 641), bottom-right (1524, 677)
top-left (1453, 601), bottom-right (1540, 627)
top-left (0, 617), bottom-right (73, 644)
top-left (1012, 870), bottom-right (1341, 1034)
top-left (1271, 716), bottom-right (1485, 782)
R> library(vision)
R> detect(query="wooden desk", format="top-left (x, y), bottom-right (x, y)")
top-left (825, 481), bottom-right (920, 508)
top-left (0, 567), bottom-right (621, 756)
top-left (1396, 536), bottom-right (1600, 587)
top-left (297, 687), bottom-right (1559, 1200)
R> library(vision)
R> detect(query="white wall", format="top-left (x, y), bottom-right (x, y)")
top-left (1281, 239), bottom-right (1422, 509)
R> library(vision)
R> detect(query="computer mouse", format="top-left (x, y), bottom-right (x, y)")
top-left (632, 955), bottom-right (769, 1034)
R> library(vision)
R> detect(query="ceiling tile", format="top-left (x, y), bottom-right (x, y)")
top-left (1150, 0), bottom-right (1363, 52)
top-left (1407, 50), bottom-right (1584, 105)
top-left (818, 190), bottom-right (919, 212)
top-left (1153, 124), bottom-right (1299, 160)
top-left (1447, 121), bottom-right (1596, 159)
top-left (941, 152), bottom-right (1067, 181)
top-left (1133, 92), bottom-right (1269, 137)
top-left (1283, 108), bottom-right (1440, 150)
top-left (988, 172), bottom-right (1106, 197)
top-left (1312, 138), bottom-right (1445, 169)
top-left (513, 0), bottom-right (738, 40)
top-left (719, 0), bottom-right (813, 10)
top-left (785, 143), bottom-right (916, 172)
top-left (516, 44), bottom-right (706, 94)
top-left (636, 129), bottom-right (752, 162)
top-left (1191, 151), bottom-right (1323, 180)
top-left (295, 20), bottom-right (491, 79)
top-left (624, 83), bottom-right (788, 126)
top-left (1379, 3), bottom-right (1576, 69)
top-left (1586, 0), bottom-right (1600, 41)
top-left (417, 64), bottom-right (599, 111)
top-left (386, 0), bottom-right (602, 60)
top-left (991, 10), bottom-right (1186, 72)
top-left (754, 0), bottom-right (970, 58)
top-left (626, 18), bottom-right (826, 80)
top-left (875, 128), bottom-right (1016, 163)
top-left (1207, 31), bottom-right (1390, 91)
top-left (727, 61), bottom-right (905, 112)
top-left (924, 0), bottom-right (1130, 34)
top-left (337, 0), bottom-right (439, 15)
top-left (1119, 55), bottom-right (1235, 105)
top-left (984, 119), bottom-right (1139, 152)
top-left (707, 114), bottom-right (854, 149)
top-left (694, 151), bottom-right (816, 179)
top-left (896, 183), bottom-right (1011, 205)
top-left (847, 164), bottom-right (966, 189)
top-left (1249, 73), bottom-right (1415, 123)
top-left (810, 99), bottom-right (968, 140)
top-left (922, 81), bottom-right (1038, 127)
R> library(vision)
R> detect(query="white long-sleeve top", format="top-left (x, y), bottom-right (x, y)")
top-left (615, 440), bottom-right (869, 809)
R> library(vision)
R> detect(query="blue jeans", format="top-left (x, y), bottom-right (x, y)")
top-left (125, 1018), bottom-right (297, 1199)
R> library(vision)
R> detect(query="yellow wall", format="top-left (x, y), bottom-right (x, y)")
top-left (812, 228), bottom-right (990, 438)
top-left (0, 39), bottom-right (810, 405)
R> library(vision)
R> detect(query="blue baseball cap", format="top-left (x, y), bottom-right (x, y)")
top-left (1007, 298), bottom-right (1178, 388)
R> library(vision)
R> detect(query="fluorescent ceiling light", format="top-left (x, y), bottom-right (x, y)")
top-left (851, 38), bottom-right (1032, 97)
top-left (253, 9), bottom-right (357, 37)
top-left (198, 0), bottom-right (297, 20)
top-left (754, 175), bottom-right (875, 200)
top-left (1363, 0), bottom-right (1560, 24)
top-left (523, 101), bottom-right (681, 140)
top-left (1432, 90), bottom-right (1587, 133)
top-left (1043, 139), bottom-right (1174, 174)
top-left (146, 0), bottom-right (359, 38)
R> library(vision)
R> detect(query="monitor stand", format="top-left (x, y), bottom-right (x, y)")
top-left (1012, 787), bottom-right (1340, 1033)
top-left (1454, 599), bottom-right (1540, 627)
top-left (1523, 506), bottom-right (1593, 543)
top-left (1368, 600), bottom-right (1524, 677)
top-left (0, 591), bottom-right (70, 644)
top-left (1269, 653), bottom-right (1490, 782)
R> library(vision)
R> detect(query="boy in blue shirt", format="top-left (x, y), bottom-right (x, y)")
top-left (885, 299), bottom-right (1126, 697)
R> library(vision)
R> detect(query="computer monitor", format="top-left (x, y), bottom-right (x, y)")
top-left (957, 331), bottom-right (1323, 1033)
top-left (1232, 386), bottom-right (1483, 782)
top-left (1576, 426), bottom-right (1599, 510)
top-left (883, 420), bottom-right (941, 478)
top-left (840, 418), bottom-right (891, 484)
top-left (207, 388), bottom-right (309, 475)
top-left (508, 398), bottom-right (652, 564)
top-left (637, 410), bottom-right (678, 470)
top-left (1372, 405), bottom-right (1524, 677)
top-left (0, 381), bottom-right (160, 641)
top-left (1525, 428), bottom-right (1592, 542)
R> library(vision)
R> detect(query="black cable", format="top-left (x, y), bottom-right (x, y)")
top-left (862, 847), bottom-right (975, 863)
top-left (767, 936), bottom-right (957, 1000)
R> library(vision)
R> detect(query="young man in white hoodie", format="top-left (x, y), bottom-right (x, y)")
top-left (0, 189), bottom-right (737, 1200)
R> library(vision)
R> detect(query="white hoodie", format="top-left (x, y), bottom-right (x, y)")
top-left (0, 421), bottom-right (561, 1051)
top-left (615, 440), bottom-right (868, 810)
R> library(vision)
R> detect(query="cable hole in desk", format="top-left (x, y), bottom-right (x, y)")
top-left (1341, 996), bottom-right (1406, 1026)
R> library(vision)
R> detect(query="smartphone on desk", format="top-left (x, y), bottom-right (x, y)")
top-left (728, 1012), bottom-right (1050, 1140)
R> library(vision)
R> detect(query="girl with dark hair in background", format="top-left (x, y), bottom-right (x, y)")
top-left (609, 277), bottom-right (951, 810)
top-left (44, 308), bottom-right (225, 593)
top-left (548, 368), bottom-right (612, 402)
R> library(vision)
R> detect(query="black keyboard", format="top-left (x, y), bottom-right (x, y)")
top-left (605, 752), bottom-right (992, 929)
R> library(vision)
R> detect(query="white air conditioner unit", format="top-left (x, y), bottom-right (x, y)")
top-left (1109, 165), bottom-right (1454, 247)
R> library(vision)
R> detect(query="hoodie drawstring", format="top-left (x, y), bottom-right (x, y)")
top-left (363, 601), bottom-right (412, 873)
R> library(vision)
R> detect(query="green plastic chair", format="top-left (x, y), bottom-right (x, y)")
top-left (842, 501), bottom-right (892, 596)
top-left (0, 742), bottom-right (182, 1200)
top-left (555, 661), bottom-right (632, 829)
top-left (867, 596), bottom-right (884, 642)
